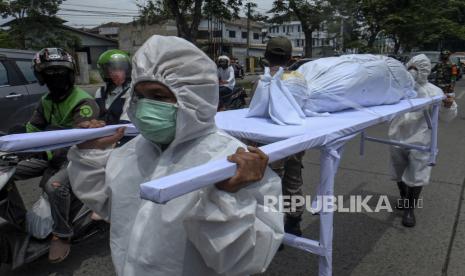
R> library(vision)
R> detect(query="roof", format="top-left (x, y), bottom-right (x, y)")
top-left (92, 22), bottom-right (124, 31)
top-left (59, 25), bottom-right (118, 43)
top-left (226, 17), bottom-right (265, 29)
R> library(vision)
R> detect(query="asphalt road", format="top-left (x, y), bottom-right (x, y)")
top-left (1, 79), bottom-right (464, 276)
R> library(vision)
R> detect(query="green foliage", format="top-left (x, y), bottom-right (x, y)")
top-left (331, 0), bottom-right (465, 53)
top-left (269, 0), bottom-right (330, 57)
top-left (0, 31), bottom-right (19, 48)
top-left (0, 0), bottom-right (81, 51)
top-left (137, 0), bottom-right (170, 25)
top-left (0, 0), bottom-right (64, 19)
top-left (138, 0), bottom-right (244, 43)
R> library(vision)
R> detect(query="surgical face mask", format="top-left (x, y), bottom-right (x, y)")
top-left (131, 98), bottom-right (177, 145)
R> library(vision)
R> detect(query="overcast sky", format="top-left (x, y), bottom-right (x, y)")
top-left (58, 0), bottom-right (274, 28)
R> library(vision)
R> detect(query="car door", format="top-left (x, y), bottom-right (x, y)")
top-left (0, 57), bottom-right (31, 132)
top-left (13, 59), bottom-right (47, 114)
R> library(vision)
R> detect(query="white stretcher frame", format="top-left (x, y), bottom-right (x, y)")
top-left (140, 95), bottom-right (443, 276)
top-left (0, 96), bottom-right (443, 276)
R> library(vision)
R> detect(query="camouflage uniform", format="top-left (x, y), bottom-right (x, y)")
top-left (433, 60), bottom-right (457, 94)
top-left (270, 151), bottom-right (305, 218)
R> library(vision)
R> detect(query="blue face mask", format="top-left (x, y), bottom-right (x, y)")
top-left (131, 98), bottom-right (177, 145)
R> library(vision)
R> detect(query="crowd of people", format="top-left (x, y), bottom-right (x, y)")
top-left (5, 34), bottom-right (458, 275)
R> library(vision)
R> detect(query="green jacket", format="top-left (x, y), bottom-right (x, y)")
top-left (26, 86), bottom-right (100, 132)
top-left (25, 86), bottom-right (100, 162)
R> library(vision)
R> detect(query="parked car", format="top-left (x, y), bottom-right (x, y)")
top-left (451, 53), bottom-right (465, 79)
top-left (0, 48), bottom-right (47, 133)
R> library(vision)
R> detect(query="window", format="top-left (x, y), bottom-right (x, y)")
top-left (296, 39), bottom-right (300, 47)
top-left (253, 33), bottom-right (259, 40)
top-left (0, 63), bottom-right (9, 86)
top-left (282, 26), bottom-right (285, 33)
top-left (242, 32), bottom-right (248, 39)
top-left (229, 30), bottom-right (236, 38)
top-left (287, 26), bottom-right (290, 33)
top-left (312, 38), bottom-right (316, 46)
top-left (15, 60), bottom-right (37, 83)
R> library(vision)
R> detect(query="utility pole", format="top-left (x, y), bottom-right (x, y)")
top-left (340, 17), bottom-right (344, 53)
top-left (246, 2), bottom-right (251, 58)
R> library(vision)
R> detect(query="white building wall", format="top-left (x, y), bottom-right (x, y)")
top-left (266, 21), bottom-right (336, 55)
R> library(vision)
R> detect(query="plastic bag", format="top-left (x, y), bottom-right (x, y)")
top-left (26, 194), bottom-right (53, 239)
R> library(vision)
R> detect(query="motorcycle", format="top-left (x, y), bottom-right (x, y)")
top-left (218, 86), bottom-right (247, 111)
top-left (0, 152), bottom-right (108, 270)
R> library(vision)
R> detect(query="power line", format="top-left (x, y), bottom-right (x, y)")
top-left (60, 8), bottom-right (139, 16)
top-left (58, 13), bottom-right (138, 18)
top-left (61, 3), bottom-right (139, 13)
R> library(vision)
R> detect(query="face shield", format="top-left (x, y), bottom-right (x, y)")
top-left (42, 67), bottom-right (74, 102)
top-left (103, 60), bottom-right (130, 85)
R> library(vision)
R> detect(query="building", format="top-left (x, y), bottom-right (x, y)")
top-left (197, 17), bottom-right (267, 67)
top-left (116, 17), bottom-right (267, 69)
top-left (266, 21), bottom-right (337, 57)
top-left (90, 22), bottom-right (124, 40)
top-left (1, 17), bottom-right (118, 70)
top-left (118, 20), bottom-right (178, 55)
top-left (59, 25), bottom-right (118, 69)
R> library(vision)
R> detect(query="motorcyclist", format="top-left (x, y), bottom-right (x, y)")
top-left (95, 50), bottom-right (132, 125)
top-left (231, 57), bottom-right (244, 78)
top-left (14, 48), bottom-right (100, 263)
top-left (217, 55), bottom-right (236, 110)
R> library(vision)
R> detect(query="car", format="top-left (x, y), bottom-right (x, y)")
top-left (451, 53), bottom-right (465, 79)
top-left (0, 48), bottom-right (47, 133)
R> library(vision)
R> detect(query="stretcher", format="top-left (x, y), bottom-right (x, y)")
top-left (0, 95), bottom-right (444, 276)
top-left (140, 94), bottom-right (443, 276)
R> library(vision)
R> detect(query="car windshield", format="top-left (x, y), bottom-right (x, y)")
top-left (451, 55), bottom-right (465, 62)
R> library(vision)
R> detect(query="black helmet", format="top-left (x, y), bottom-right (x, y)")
top-left (440, 50), bottom-right (451, 59)
top-left (33, 48), bottom-right (75, 85)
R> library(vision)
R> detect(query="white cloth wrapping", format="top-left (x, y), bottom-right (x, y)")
top-left (298, 54), bottom-right (417, 114)
top-left (247, 54), bottom-right (417, 125)
top-left (67, 35), bottom-right (284, 276)
top-left (247, 67), bottom-right (306, 125)
top-left (389, 54), bottom-right (458, 187)
top-left (0, 124), bottom-right (138, 152)
top-left (141, 94), bottom-right (444, 205)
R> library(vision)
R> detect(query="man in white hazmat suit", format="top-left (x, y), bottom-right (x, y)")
top-left (67, 35), bottom-right (284, 275)
top-left (389, 54), bottom-right (457, 227)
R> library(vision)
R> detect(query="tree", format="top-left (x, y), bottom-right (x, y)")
top-left (0, 0), bottom-right (80, 50)
top-left (138, 0), bottom-right (243, 44)
top-left (269, 0), bottom-right (331, 57)
top-left (331, 0), bottom-right (465, 54)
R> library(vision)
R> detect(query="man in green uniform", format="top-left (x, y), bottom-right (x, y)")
top-left (250, 37), bottom-right (306, 238)
top-left (13, 48), bottom-right (99, 263)
top-left (432, 50), bottom-right (457, 95)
